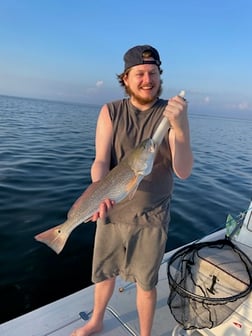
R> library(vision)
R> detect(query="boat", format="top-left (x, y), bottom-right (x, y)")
top-left (1, 201), bottom-right (252, 336)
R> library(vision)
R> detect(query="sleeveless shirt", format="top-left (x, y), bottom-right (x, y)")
top-left (105, 98), bottom-right (173, 230)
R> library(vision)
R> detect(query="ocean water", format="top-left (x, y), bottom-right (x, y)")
top-left (0, 95), bottom-right (251, 323)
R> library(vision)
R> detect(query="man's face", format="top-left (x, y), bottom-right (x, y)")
top-left (123, 61), bottom-right (161, 105)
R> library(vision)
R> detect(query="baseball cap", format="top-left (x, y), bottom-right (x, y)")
top-left (124, 45), bottom-right (161, 71)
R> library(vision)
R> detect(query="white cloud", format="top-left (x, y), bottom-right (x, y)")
top-left (237, 102), bottom-right (249, 110)
top-left (204, 96), bottom-right (210, 104)
top-left (227, 101), bottom-right (250, 111)
top-left (85, 81), bottom-right (104, 96)
top-left (96, 80), bottom-right (104, 88)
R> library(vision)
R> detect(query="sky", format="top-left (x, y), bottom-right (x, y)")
top-left (0, 0), bottom-right (252, 118)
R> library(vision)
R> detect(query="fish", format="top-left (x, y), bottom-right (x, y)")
top-left (34, 138), bottom-right (156, 254)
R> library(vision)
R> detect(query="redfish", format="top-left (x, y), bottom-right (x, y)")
top-left (35, 139), bottom-right (156, 254)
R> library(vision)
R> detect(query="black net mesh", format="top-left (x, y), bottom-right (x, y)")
top-left (167, 239), bottom-right (252, 330)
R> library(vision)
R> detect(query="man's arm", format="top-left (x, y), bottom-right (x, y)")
top-left (91, 104), bottom-right (114, 220)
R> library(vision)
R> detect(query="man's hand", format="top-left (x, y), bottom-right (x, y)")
top-left (91, 199), bottom-right (115, 221)
top-left (163, 95), bottom-right (188, 137)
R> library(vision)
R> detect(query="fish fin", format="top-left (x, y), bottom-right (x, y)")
top-left (84, 216), bottom-right (93, 223)
top-left (128, 185), bottom-right (138, 200)
top-left (68, 181), bottom-right (100, 219)
top-left (34, 223), bottom-right (69, 254)
top-left (126, 175), bottom-right (140, 200)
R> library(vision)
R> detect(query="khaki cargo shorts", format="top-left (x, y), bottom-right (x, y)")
top-left (92, 219), bottom-right (168, 291)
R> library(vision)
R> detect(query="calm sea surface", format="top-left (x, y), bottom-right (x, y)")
top-left (0, 95), bottom-right (251, 323)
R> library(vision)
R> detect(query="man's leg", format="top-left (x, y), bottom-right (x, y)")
top-left (136, 283), bottom-right (157, 336)
top-left (71, 277), bottom-right (116, 336)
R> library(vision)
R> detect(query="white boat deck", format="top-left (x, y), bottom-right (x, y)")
top-left (1, 247), bottom-right (182, 336)
top-left (1, 222), bottom-right (252, 336)
top-left (0, 230), bottom-right (223, 336)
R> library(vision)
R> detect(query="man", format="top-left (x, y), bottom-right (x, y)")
top-left (71, 45), bottom-right (193, 336)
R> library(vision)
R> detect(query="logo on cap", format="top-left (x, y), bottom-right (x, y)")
top-left (124, 45), bottom-right (161, 70)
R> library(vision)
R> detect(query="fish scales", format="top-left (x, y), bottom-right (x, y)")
top-left (69, 161), bottom-right (137, 224)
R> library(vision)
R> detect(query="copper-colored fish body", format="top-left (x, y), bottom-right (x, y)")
top-left (35, 139), bottom-right (156, 254)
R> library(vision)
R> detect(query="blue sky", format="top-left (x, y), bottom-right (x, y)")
top-left (0, 0), bottom-right (252, 118)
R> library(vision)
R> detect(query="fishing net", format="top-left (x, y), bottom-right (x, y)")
top-left (167, 239), bottom-right (252, 330)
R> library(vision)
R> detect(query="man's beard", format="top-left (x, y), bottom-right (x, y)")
top-left (126, 83), bottom-right (163, 105)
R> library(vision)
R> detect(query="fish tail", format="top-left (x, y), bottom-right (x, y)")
top-left (34, 223), bottom-right (69, 254)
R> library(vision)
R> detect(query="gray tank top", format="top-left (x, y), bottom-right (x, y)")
top-left (106, 98), bottom-right (173, 230)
